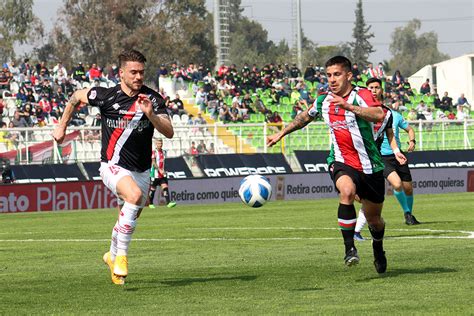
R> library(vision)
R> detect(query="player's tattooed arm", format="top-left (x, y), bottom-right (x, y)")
top-left (349, 105), bottom-right (384, 122)
top-left (331, 93), bottom-right (384, 122)
top-left (267, 110), bottom-right (313, 147)
top-left (53, 88), bottom-right (90, 143)
top-left (283, 110), bottom-right (313, 134)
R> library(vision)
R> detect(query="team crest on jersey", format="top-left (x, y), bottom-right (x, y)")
top-left (112, 103), bottom-right (120, 110)
top-left (90, 90), bottom-right (97, 100)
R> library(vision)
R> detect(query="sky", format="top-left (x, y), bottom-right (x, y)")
top-left (27, 0), bottom-right (474, 64)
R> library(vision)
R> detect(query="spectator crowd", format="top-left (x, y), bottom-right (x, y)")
top-left (0, 57), bottom-right (472, 154)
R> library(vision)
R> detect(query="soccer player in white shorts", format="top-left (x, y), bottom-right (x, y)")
top-left (53, 49), bottom-right (174, 285)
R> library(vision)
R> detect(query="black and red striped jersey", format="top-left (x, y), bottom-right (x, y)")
top-left (151, 148), bottom-right (166, 178)
top-left (87, 85), bottom-right (168, 172)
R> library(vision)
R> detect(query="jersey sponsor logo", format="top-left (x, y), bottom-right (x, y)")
top-left (105, 117), bottom-right (150, 132)
top-left (112, 103), bottom-right (120, 110)
top-left (204, 166), bottom-right (287, 177)
top-left (90, 90), bottom-right (97, 99)
top-left (119, 109), bottom-right (136, 115)
top-left (329, 118), bottom-right (357, 131)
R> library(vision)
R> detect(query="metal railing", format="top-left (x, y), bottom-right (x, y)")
top-left (1, 119), bottom-right (473, 165)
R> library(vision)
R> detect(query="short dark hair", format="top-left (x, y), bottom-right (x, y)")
top-left (325, 56), bottom-right (352, 72)
top-left (118, 49), bottom-right (147, 68)
top-left (366, 78), bottom-right (382, 86)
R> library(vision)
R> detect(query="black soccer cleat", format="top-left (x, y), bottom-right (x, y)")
top-left (405, 213), bottom-right (421, 225)
top-left (410, 214), bottom-right (421, 225)
top-left (344, 247), bottom-right (360, 267)
top-left (373, 250), bottom-right (387, 273)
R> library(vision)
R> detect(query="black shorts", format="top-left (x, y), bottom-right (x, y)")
top-left (382, 154), bottom-right (412, 182)
top-left (152, 177), bottom-right (168, 187)
top-left (329, 162), bottom-right (385, 204)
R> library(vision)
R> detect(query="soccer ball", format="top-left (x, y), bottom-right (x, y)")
top-left (238, 175), bottom-right (272, 208)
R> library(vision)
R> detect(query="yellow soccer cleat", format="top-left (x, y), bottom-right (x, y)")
top-left (102, 252), bottom-right (125, 285)
top-left (113, 255), bottom-right (128, 277)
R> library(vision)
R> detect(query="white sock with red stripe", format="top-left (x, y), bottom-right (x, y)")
top-left (109, 221), bottom-right (119, 262)
top-left (116, 202), bottom-right (140, 256)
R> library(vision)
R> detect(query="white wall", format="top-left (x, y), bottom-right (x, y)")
top-left (408, 54), bottom-right (474, 110)
top-left (434, 54), bottom-right (473, 110)
top-left (409, 65), bottom-right (433, 94)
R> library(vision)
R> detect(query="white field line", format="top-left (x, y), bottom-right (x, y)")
top-left (0, 227), bottom-right (473, 242)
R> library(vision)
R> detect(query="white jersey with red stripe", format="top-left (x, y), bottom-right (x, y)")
top-left (308, 87), bottom-right (385, 174)
top-left (87, 85), bottom-right (168, 172)
top-left (151, 148), bottom-right (166, 178)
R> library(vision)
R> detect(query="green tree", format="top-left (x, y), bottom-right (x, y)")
top-left (0, 0), bottom-right (43, 61)
top-left (40, 0), bottom-right (215, 81)
top-left (227, 1), bottom-right (290, 67)
top-left (311, 44), bottom-right (352, 68)
top-left (349, 0), bottom-right (374, 67)
top-left (389, 19), bottom-right (449, 76)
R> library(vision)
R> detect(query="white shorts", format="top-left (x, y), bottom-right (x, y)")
top-left (99, 162), bottom-right (151, 207)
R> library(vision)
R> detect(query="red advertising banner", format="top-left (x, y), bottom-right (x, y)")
top-left (0, 181), bottom-right (118, 213)
top-left (0, 130), bottom-right (79, 164)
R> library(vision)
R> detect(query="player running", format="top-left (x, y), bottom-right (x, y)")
top-left (149, 138), bottom-right (177, 208)
top-left (268, 56), bottom-right (403, 273)
top-left (355, 78), bottom-right (419, 239)
top-left (53, 49), bottom-right (174, 285)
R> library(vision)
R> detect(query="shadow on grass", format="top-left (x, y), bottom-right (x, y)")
top-left (160, 275), bottom-right (258, 287)
top-left (123, 275), bottom-right (257, 291)
top-left (387, 230), bottom-right (459, 238)
top-left (291, 287), bottom-right (323, 292)
top-left (357, 267), bottom-right (457, 282)
top-left (413, 221), bottom-right (457, 225)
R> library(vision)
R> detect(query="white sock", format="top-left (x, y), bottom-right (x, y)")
top-left (116, 202), bottom-right (140, 256)
top-left (355, 208), bottom-right (367, 233)
top-left (109, 221), bottom-right (119, 262)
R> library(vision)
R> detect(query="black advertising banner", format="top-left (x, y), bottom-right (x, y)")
top-left (82, 157), bottom-right (194, 180)
top-left (294, 150), bottom-right (330, 173)
top-left (196, 153), bottom-right (293, 177)
top-left (11, 164), bottom-right (86, 181)
top-left (165, 157), bottom-right (194, 178)
top-left (406, 150), bottom-right (474, 169)
top-left (295, 150), bottom-right (474, 173)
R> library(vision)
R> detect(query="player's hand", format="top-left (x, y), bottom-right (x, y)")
top-left (267, 132), bottom-right (283, 147)
top-left (328, 93), bottom-right (351, 110)
top-left (137, 94), bottom-right (153, 116)
top-left (52, 126), bottom-right (66, 144)
top-left (407, 141), bottom-right (415, 152)
top-left (395, 151), bottom-right (407, 165)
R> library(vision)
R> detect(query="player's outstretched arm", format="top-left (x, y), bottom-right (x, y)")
top-left (267, 110), bottom-right (313, 147)
top-left (52, 88), bottom-right (90, 144)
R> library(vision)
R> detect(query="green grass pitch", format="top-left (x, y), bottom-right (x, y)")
top-left (1, 193), bottom-right (473, 314)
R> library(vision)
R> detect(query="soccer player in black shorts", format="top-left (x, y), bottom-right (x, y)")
top-left (380, 101), bottom-right (420, 225)
top-left (354, 78), bottom-right (419, 235)
top-left (268, 56), bottom-right (406, 273)
top-left (149, 139), bottom-right (176, 208)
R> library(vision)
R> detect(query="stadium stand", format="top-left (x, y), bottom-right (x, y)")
top-left (0, 59), bottom-right (473, 169)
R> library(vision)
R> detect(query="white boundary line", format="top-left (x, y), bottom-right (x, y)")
top-left (0, 227), bottom-right (473, 242)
